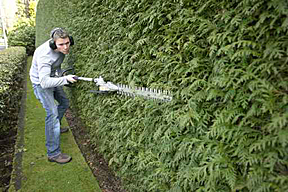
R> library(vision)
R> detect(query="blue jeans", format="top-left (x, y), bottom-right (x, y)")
top-left (32, 84), bottom-right (69, 157)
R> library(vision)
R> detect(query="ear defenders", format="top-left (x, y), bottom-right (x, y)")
top-left (49, 28), bottom-right (74, 50)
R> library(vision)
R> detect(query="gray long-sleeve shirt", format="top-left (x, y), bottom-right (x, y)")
top-left (29, 40), bottom-right (69, 89)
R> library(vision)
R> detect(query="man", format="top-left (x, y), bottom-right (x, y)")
top-left (29, 28), bottom-right (77, 164)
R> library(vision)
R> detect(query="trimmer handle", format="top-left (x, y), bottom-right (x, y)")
top-left (61, 67), bottom-right (75, 76)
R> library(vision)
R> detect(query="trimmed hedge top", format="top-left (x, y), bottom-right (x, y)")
top-left (0, 46), bottom-right (27, 65)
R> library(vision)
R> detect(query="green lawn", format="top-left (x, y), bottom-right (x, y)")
top-left (9, 57), bottom-right (101, 192)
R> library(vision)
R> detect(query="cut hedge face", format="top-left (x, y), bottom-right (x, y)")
top-left (0, 46), bottom-right (27, 134)
top-left (36, 0), bottom-right (288, 191)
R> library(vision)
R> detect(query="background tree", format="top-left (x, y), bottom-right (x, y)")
top-left (8, 0), bottom-right (38, 55)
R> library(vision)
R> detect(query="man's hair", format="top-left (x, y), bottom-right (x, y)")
top-left (50, 28), bottom-right (69, 40)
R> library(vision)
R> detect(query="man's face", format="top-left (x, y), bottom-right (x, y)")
top-left (55, 37), bottom-right (70, 54)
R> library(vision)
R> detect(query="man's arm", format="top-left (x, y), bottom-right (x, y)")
top-left (38, 56), bottom-right (74, 88)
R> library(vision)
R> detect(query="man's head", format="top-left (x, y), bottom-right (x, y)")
top-left (49, 28), bottom-right (74, 54)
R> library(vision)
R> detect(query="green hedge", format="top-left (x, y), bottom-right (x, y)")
top-left (8, 25), bottom-right (36, 56)
top-left (36, 0), bottom-right (288, 191)
top-left (0, 46), bottom-right (27, 134)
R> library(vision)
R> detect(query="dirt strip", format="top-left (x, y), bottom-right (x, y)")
top-left (10, 60), bottom-right (27, 191)
top-left (65, 109), bottom-right (127, 192)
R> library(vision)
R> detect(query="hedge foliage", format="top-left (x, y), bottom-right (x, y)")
top-left (8, 25), bottom-right (36, 56)
top-left (0, 46), bottom-right (27, 134)
top-left (7, 0), bottom-right (37, 56)
top-left (36, 0), bottom-right (288, 191)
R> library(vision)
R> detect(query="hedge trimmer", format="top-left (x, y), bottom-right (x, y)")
top-left (61, 68), bottom-right (172, 102)
top-left (73, 76), bottom-right (172, 102)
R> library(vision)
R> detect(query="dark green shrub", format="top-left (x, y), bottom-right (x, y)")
top-left (0, 46), bottom-right (27, 134)
top-left (36, 0), bottom-right (288, 191)
top-left (8, 24), bottom-right (36, 56)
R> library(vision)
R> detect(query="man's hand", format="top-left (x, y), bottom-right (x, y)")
top-left (66, 75), bottom-right (77, 83)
